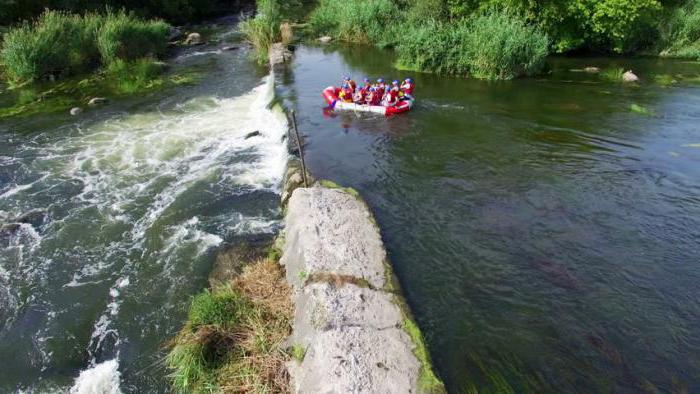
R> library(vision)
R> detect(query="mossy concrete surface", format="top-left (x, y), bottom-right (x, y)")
top-left (281, 184), bottom-right (445, 393)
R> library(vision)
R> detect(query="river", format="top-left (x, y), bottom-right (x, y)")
top-left (277, 45), bottom-right (700, 393)
top-left (0, 21), bottom-right (288, 392)
top-left (1, 33), bottom-right (700, 392)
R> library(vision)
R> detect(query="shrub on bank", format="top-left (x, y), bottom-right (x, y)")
top-left (309, 0), bottom-right (401, 45)
top-left (0, 11), bottom-right (101, 84)
top-left (660, 0), bottom-right (700, 59)
top-left (97, 10), bottom-right (169, 65)
top-left (241, 0), bottom-right (283, 64)
top-left (0, 10), bottom-right (169, 84)
top-left (463, 12), bottom-right (550, 80)
top-left (396, 12), bottom-right (549, 80)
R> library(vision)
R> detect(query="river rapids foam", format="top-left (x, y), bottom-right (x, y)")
top-left (0, 73), bottom-right (288, 392)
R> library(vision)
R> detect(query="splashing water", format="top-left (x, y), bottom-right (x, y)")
top-left (0, 72), bottom-right (289, 391)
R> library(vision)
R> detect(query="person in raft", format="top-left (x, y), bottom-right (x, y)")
top-left (343, 76), bottom-right (357, 92)
top-left (366, 87), bottom-right (382, 106)
top-left (338, 83), bottom-right (354, 103)
top-left (400, 78), bottom-right (415, 100)
top-left (375, 78), bottom-right (386, 99)
top-left (354, 78), bottom-right (371, 103)
top-left (384, 80), bottom-right (401, 107)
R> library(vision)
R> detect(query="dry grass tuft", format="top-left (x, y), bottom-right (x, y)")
top-left (167, 258), bottom-right (293, 393)
top-left (307, 272), bottom-right (372, 289)
top-left (280, 22), bottom-right (293, 45)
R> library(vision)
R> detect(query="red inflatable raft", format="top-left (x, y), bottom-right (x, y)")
top-left (322, 86), bottom-right (413, 116)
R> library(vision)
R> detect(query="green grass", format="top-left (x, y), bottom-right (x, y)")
top-left (402, 319), bottom-right (446, 393)
top-left (167, 259), bottom-right (292, 393)
top-left (600, 67), bottom-right (625, 82)
top-left (396, 11), bottom-right (549, 79)
top-left (308, 0), bottom-right (401, 46)
top-left (0, 10), bottom-right (169, 85)
top-left (96, 10), bottom-right (170, 65)
top-left (290, 344), bottom-right (307, 362)
top-left (659, 0), bottom-right (700, 60)
top-left (630, 103), bottom-right (653, 115)
top-left (241, 0), bottom-right (284, 64)
top-left (105, 58), bottom-right (167, 94)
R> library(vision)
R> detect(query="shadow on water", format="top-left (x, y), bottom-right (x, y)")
top-left (277, 44), bottom-right (700, 393)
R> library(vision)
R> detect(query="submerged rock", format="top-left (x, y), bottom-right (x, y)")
top-left (623, 70), bottom-right (639, 82)
top-left (221, 45), bottom-right (239, 51)
top-left (184, 32), bottom-right (203, 45)
top-left (70, 107), bottom-right (83, 116)
top-left (88, 97), bottom-right (108, 107)
top-left (529, 259), bottom-right (582, 290)
top-left (584, 66), bottom-right (601, 73)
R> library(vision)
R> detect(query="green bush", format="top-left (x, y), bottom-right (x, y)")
top-left (0, 10), bottom-right (101, 84)
top-left (464, 12), bottom-right (550, 79)
top-left (0, 9), bottom-right (169, 84)
top-left (97, 10), bottom-right (170, 65)
top-left (397, 11), bottom-right (549, 79)
top-left (660, 0), bottom-right (700, 59)
top-left (309, 0), bottom-right (402, 45)
top-left (241, 0), bottom-right (283, 64)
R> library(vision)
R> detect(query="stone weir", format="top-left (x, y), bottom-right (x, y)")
top-left (279, 178), bottom-right (445, 393)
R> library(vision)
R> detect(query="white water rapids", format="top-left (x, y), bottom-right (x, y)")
top-left (0, 73), bottom-right (289, 392)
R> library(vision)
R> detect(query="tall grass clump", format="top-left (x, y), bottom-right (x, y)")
top-left (97, 10), bottom-right (169, 65)
top-left (396, 21), bottom-right (471, 74)
top-left (0, 9), bottom-right (170, 85)
top-left (0, 10), bottom-right (101, 84)
top-left (167, 258), bottom-right (292, 393)
top-left (660, 0), bottom-right (700, 59)
top-left (463, 12), bottom-right (550, 80)
top-left (309, 0), bottom-right (401, 45)
top-left (241, 0), bottom-right (283, 64)
top-left (396, 11), bottom-right (549, 80)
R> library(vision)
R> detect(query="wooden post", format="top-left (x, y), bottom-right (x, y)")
top-left (291, 110), bottom-right (308, 187)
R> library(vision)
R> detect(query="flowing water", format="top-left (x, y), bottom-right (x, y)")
top-left (0, 24), bottom-right (288, 392)
top-left (277, 45), bottom-right (700, 393)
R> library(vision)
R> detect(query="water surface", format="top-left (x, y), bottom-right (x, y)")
top-left (0, 25), bottom-right (287, 392)
top-left (279, 45), bottom-right (700, 393)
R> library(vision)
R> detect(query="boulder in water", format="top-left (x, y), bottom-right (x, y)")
top-left (622, 70), bottom-right (639, 82)
top-left (184, 32), bottom-right (203, 46)
top-left (88, 97), bottom-right (108, 107)
top-left (318, 36), bottom-right (332, 44)
top-left (245, 130), bottom-right (261, 139)
top-left (584, 66), bottom-right (601, 73)
top-left (70, 107), bottom-right (83, 116)
top-left (221, 45), bottom-right (239, 51)
top-left (15, 209), bottom-right (47, 227)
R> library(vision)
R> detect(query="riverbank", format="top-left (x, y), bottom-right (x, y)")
top-left (168, 155), bottom-right (445, 392)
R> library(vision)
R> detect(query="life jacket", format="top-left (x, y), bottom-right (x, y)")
top-left (375, 85), bottom-right (385, 99)
top-left (355, 85), bottom-right (370, 103)
top-left (368, 91), bottom-right (381, 106)
top-left (339, 87), bottom-right (354, 102)
top-left (385, 88), bottom-right (399, 106)
top-left (347, 80), bottom-right (357, 92)
top-left (401, 82), bottom-right (414, 96)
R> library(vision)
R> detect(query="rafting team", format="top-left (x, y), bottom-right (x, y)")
top-left (338, 76), bottom-right (415, 107)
